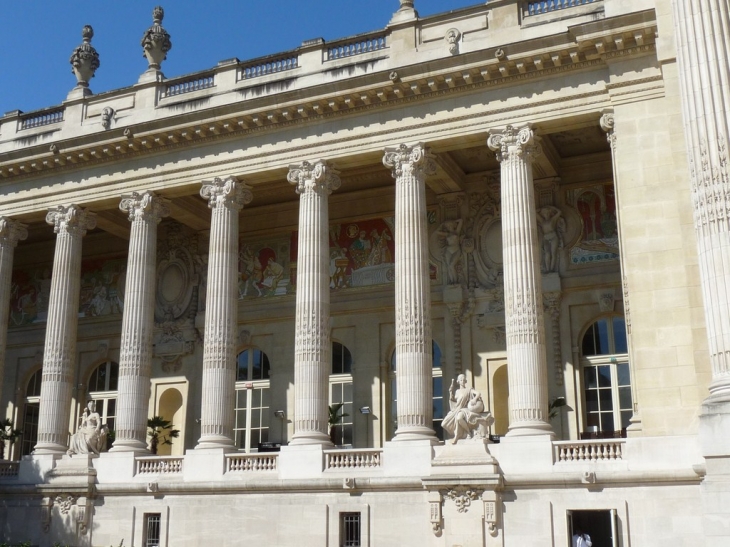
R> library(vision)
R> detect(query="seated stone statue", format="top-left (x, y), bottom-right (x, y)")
top-left (442, 374), bottom-right (494, 444)
top-left (68, 400), bottom-right (108, 455)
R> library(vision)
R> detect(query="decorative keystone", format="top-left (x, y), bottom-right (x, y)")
top-left (69, 25), bottom-right (100, 89)
top-left (141, 6), bottom-right (172, 70)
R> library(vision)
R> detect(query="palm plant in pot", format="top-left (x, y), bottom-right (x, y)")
top-left (147, 416), bottom-right (179, 455)
top-left (328, 403), bottom-right (349, 445)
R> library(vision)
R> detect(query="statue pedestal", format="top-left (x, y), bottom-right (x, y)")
top-left (433, 438), bottom-right (498, 475)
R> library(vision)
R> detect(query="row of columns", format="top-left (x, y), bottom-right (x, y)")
top-left (0, 129), bottom-right (555, 456)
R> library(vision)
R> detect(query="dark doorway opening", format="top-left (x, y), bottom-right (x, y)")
top-left (567, 509), bottom-right (618, 547)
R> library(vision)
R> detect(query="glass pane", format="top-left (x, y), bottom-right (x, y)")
top-left (343, 424), bottom-right (353, 446)
top-left (617, 363), bottom-right (631, 386)
top-left (259, 428), bottom-right (269, 444)
top-left (432, 341), bottom-right (442, 368)
top-left (620, 410), bottom-right (632, 430)
top-left (261, 387), bottom-right (270, 407)
top-left (433, 376), bottom-right (443, 397)
top-left (88, 368), bottom-right (100, 392)
top-left (237, 409), bottom-right (247, 427)
top-left (585, 390), bottom-right (598, 412)
top-left (598, 366), bottom-right (612, 388)
top-left (433, 420), bottom-right (444, 441)
top-left (26, 370), bottom-right (42, 397)
top-left (343, 382), bottom-right (353, 402)
top-left (390, 351), bottom-right (397, 372)
top-left (236, 390), bottom-right (246, 407)
top-left (237, 350), bottom-right (250, 381)
top-left (584, 367), bottom-right (597, 389)
top-left (601, 412), bottom-right (614, 432)
top-left (599, 389), bottom-right (614, 411)
top-left (106, 398), bottom-right (116, 419)
top-left (586, 413), bottom-right (600, 428)
top-left (596, 319), bottom-right (610, 355)
top-left (251, 429), bottom-right (260, 449)
top-left (619, 386), bottom-right (632, 410)
top-left (613, 317), bottom-right (628, 354)
top-left (252, 350), bottom-right (262, 380)
top-left (433, 398), bottom-right (443, 419)
top-left (252, 389), bottom-right (261, 407)
top-left (108, 362), bottom-right (119, 391)
top-left (582, 324), bottom-right (597, 356)
top-left (261, 352), bottom-right (270, 379)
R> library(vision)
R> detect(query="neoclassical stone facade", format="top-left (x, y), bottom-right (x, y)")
top-left (0, 1), bottom-right (728, 546)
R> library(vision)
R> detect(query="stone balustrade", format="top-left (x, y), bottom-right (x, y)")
top-left (19, 108), bottom-right (64, 130)
top-left (163, 73), bottom-right (215, 98)
top-left (135, 456), bottom-right (184, 475)
top-left (553, 440), bottom-right (625, 463)
top-left (325, 32), bottom-right (388, 61)
top-left (324, 449), bottom-right (383, 470)
top-left (238, 53), bottom-right (299, 80)
top-left (524, 0), bottom-right (599, 16)
top-left (0, 462), bottom-right (19, 478)
top-left (226, 454), bottom-right (278, 473)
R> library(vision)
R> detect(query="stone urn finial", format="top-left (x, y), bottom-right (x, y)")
top-left (399, 0), bottom-right (415, 10)
top-left (141, 6), bottom-right (172, 70)
top-left (69, 25), bottom-right (100, 89)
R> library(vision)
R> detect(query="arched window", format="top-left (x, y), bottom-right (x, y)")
top-left (580, 316), bottom-right (631, 438)
top-left (87, 361), bottom-right (119, 434)
top-left (234, 348), bottom-right (271, 452)
top-left (389, 341), bottom-right (444, 441)
top-left (20, 369), bottom-right (42, 456)
top-left (330, 342), bottom-right (353, 446)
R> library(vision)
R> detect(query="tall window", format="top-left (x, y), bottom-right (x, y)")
top-left (88, 361), bottom-right (119, 435)
top-left (581, 316), bottom-right (631, 438)
top-left (340, 512), bottom-right (361, 547)
top-left (330, 342), bottom-right (353, 446)
top-left (234, 348), bottom-right (271, 452)
top-left (143, 513), bottom-right (161, 547)
top-left (389, 341), bottom-right (444, 440)
top-left (20, 369), bottom-right (42, 456)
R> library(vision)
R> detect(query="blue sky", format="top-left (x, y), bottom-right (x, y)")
top-left (0, 1), bottom-right (476, 114)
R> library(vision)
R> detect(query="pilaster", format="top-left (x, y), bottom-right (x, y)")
top-left (35, 206), bottom-right (96, 455)
top-left (287, 160), bottom-right (340, 446)
top-left (487, 125), bottom-right (553, 438)
top-left (196, 177), bottom-right (252, 449)
top-left (111, 192), bottom-right (170, 453)
top-left (384, 143), bottom-right (438, 443)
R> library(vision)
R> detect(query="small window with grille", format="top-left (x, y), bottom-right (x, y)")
top-left (340, 512), bottom-right (361, 547)
top-left (143, 513), bottom-right (161, 547)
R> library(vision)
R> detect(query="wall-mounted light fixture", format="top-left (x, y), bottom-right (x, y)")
top-left (359, 406), bottom-right (371, 415)
top-left (274, 410), bottom-right (285, 419)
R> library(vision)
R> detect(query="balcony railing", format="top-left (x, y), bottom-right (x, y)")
top-left (19, 109), bottom-right (64, 130)
top-left (239, 54), bottom-right (299, 80)
top-left (525, 0), bottom-right (598, 16)
top-left (324, 449), bottom-right (382, 470)
top-left (554, 439), bottom-right (625, 463)
top-left (0, 462), bottom-right (19, 478)
top-left (136, 456), bottom-right (184, 475)
top-left (326, 32), bottom-right (388, 61)
top-left (163, 74), bottom-right (215, 98)
top-left (226, 453), bottom-right (278, 472)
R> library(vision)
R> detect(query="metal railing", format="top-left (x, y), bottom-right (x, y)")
top-left (554, 439), bottom-right (625, 463)
top-left (239, 54), bottom-right (299, 80)
top-left (226, 453), bottom-right (278, 472)
top-left (324, 449), bottom-right (382, 470)
top-left (19, 109), bottom-right (64, 130)
top-left (326, 32), bottom-right (388, 61)
top-left (163, 74), bottom-right (215, 98)
top-left (136, 456), bottom-right (184, 475)
top-left (0, 462), bottom-right (19, 478)
top-left (525, 0), bottom-right (598, 16)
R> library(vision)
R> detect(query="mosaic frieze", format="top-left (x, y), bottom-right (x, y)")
top-left (567, 183), bottom-right (619, 265)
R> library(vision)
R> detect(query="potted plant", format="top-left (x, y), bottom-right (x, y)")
top-left (328, 403), bottom-right (349, 445)
top-left (0, 418), bottom-right (22, 460)
top-left (147, 416), bottom-right (179, 455)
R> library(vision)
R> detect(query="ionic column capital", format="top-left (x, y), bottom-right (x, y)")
top-left (287, 160), bottom-right (341, 195)
top-left (200, 177), bottom-right (253, 211)
top-left (45, 205), bottom-right (96, 237)
top-left (487, 125), bottom-right (541, 163)
top-left (0, 217), bottom-right (28, 247)
top-left (119, 191), bottom-right (171, 223)
top-left (383, 143), bottom-right (436, 179)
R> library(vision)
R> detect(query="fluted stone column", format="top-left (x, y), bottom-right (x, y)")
top-left (384, 144), bottom-right (438, 443)
top-left (0, 218), bottom-right (28, 403)
top-left (672, 0), bottom-right (730, 403)
top-left (287, 161), bottom-right (340, 446)
top-left (110, 192), bottom-right (169, 453)
top-left (488, 126), bottom-right (553, 437)
top-left (196, 177), bottom-right (252, 449)
top-left (35, 206), bottom-right (96, 455)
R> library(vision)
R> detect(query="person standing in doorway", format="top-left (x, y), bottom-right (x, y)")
top-left (572, 528), bottom-right (592, 547)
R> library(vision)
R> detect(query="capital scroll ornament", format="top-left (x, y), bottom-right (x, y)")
top-left (69, 25), bottom-right (100, 89)
top-left (120, 191), bottom-right (170, 223)
top-left (141, 6), bottom-right (172, 70)
top-left (200, 177), bottom-right (253, 211)
top-left (45, 205), bottom-right (96, 237)
top-left (0, 217), bottom-right (28, 247)
top-left (287, 160), bottom-right (341, 195)
top-left (600, 113), bottom-right (616, 149)
top-left (383, 143), bottom-right (436, 179)
top-left (487, 125), bottom-right (541, 163)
